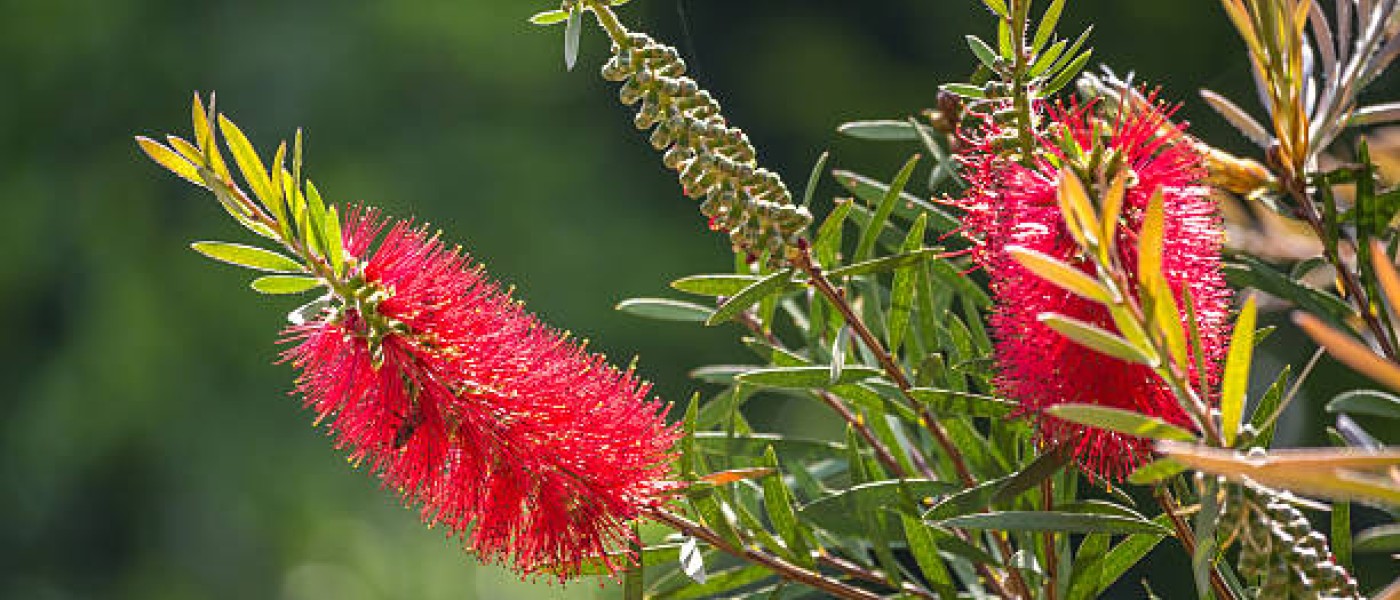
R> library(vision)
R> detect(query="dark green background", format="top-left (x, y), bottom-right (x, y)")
top-left (2, 1), bottom-right (1388, 598)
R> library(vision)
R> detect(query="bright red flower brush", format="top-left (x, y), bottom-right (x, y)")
top-left (954, 97), bottom-right (1232, 481)
top-left (282, 210), bottom-right (681, 578)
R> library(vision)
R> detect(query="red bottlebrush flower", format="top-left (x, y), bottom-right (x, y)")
top-left (282, 209), bottom-right (680, 579)
top-left (954, 98), bottom-right (1232, 481)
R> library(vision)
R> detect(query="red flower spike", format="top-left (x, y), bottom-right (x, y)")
top-left (954, 98), bottom-right (1232, 482)
top-left (283, 209), bottom-right (680, 579)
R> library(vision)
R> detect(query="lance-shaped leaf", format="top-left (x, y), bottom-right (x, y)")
top-left (217, 114), bottom-right (278, 212)
top-left (760, 447), bottom-right (812, 567)
top-left (930, 511), bottom-right (1171, 536)
top-left (528, 9), bottom-right (570, 25)
top-left (251, 275), bottom-right (321, 295)
top-left (1007, 246), bottom-right (1114, 304)
top-left (1046, 404), bottom-right (1197, 442)
top-left (670, 274), bottom-right (763, 297)
top-left (826, 247), bottom-right (944, 278)
top-left (1057, 169), bottom-right (1099, 249)
top-left (1039, 313), bottom-right (1158, 366)
top-left (737, 365), bottom-right (882, 388)
top-left (889, 213), bottom-right (928, 353)
top-left (799, 479), bottom-right (958, 536)
top-left (854, 155), bottom-right (920, 262)
top-left (136, 137), bottom-right (204, 187)
top-left (1126, 458), bottom-right (1186, 485)
top-left (563, 5), bottom-right (582, 71)
top-left (616, 298), bottom-right (715, 322)
top-left (1220, 295), bottom-right (1258, 447)
top-left (1326, 390), bottom-right (1400, 420)
top-left (1099, 170), bottom-right (1127, 258)
top-left (705, 269), bottom-right (797, 326)
top-left (836, 120), bottom-right (936, 142)
top-left (191, 241), bottom-right (303, 273)
top-left (1199, 89), bottom-right (1271, 147)
top-left (1354, 524), bottom-right (1400, 553)
top-left (908, 388), bottom-right (1016, 418)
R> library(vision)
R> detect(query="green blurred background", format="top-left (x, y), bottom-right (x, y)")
top-left (2, 1), bottom-right (1392, 598)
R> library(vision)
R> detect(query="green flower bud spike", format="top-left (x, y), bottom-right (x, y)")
top-left (580, 0), bottom-right (812, 266)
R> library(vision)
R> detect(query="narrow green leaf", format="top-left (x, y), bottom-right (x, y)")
top-left (901, 515), bottom-right (957, 599)
top-left (1007, 246), bottom-right (1113, 303)
top-left (940, 83), bottom-right (988, 99)
top-left (671, 274), bottom-right (763, 297)
top-left (1332, 497), bottom-right (1352, 570)
top-left (854, 155), bottom-right (920, 262)
top-left (1067, 518), bottom-right (1169, 599)
top-left (616, 298), bottom-right (715, 322)
top-left (812, 198), bottom-right (852, 268)
top-left (736, 365), bottom-right (882, 388)
top-left (1354, 523), bottom-right (1400, 552)
top-left (799, 479), bottom-right (957, 536)
top-left (1046, 404), bottom-right (1197, 442)
top-left (217, 114), bottom-right (277, 211)
top-left (924, 474), bottom-right (1012, 520)
top-left (250, 275), bottom-right (322, 295)
top-left (981, 0), bottom-right (1008, 17)
top-left (1126, 458), bottom-right (1186, 485)
top-left (136, 137), bottom-right (204, 187)
top-left (303, 180), bottom-right (331, 258)
top-left (966, 35), bottom-right (1000, 69)
top-left (889, 213), bottom-right (928, 353)
top-left (760, 447), bottom-right (812, 567)
top-left (800, 151), bottom-right (829, 208)
top-left (705, 269), bottom-right (797, 326)
top-left (1225, 254), bottom-right (1352, 327)
top-left (1032, 0), bottom-right (1068, 53)
top-left (191, 241), bottom-right (303, 273)
top-left (832, 169), bottom-right (959, 231)
top-left (1250, 365), bottom-right (1291, 448)
top-left (1039, 313), bottom-right (1157, 365)
top-left (991, 446), bottom-right (1072, 505)
top-left (1326, 389), bottom-right (1400, 419)
top-left (836, 120), bottom-right (934, 141)
top-left (1221, 295), bottom-right (1258, 447)
top-left (563, 6), bottom-right (582, 71)
top-left (323, 205), bottom-right (344, 276)
top-left (680, 393), bottom-right (699, 476)
top-left (1043, 49), bottom-right (1093, 96)
top-left (528, 9), bottom-right (570, 25)
top-left (931, 511), bottom-right (1172, 535)
top-left (908, 388), bottom-right (1016, 418)
top-left (826, 247), bottom-right (943, 279)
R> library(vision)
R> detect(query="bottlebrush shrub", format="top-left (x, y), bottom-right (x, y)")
top-left (135, 0), bottom-right (1400, 598)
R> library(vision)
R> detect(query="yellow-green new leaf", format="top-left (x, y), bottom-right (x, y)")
top-left (192, 241), bottom-right (304, 273)
top-left (1220, 295), bottom-right (1258, 447)
top-left (1137, 187), bottom-right (1165, 288)
top-left (251, 275), bottom-right (322, 295)
top-left (1048, 404), bottom-right (1197, 442)
top-left (1057, 168), bottom-right (1099, 250)
top-left (1040, 313), bottom-right (1157, 366)
top-left (136, 137), bottom-right (204, 187)
top-left (1099, 170), bottom-right (1127, 260)
top-left (1008, 246), bottom-right (1114, 304)
top-left (217, 114), bottom-right (277, 212)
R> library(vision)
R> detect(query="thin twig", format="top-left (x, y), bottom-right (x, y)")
top-left (1154, 487), bottom-right (1239, 600)
top-left (1042, 479), bottom-right (1059, 600)
top-left (643, 506), bottom-right (884, 600)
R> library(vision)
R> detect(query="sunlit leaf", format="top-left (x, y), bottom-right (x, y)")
top-left (1039, 313), bottom-right (1157, 366)
top-left (1007, 246), bottom-right (1113, 304)
top-left (706, 269), bottom-right (798, 326)
top-left (1326, 389), bottom-right (1400, 420)
top-left (136, 137), bottom-right (204, 187)
top-left (1047, 404), bottom-right (1197, 442)
top-left (250, 275), bottom-right (321, 295)
top-left (737, 365), bottom-right (882, 388)
top-left (1221, 295), bottom-right (1257, 447)
top-left (191, 241), bottom-right (303, 273)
